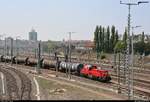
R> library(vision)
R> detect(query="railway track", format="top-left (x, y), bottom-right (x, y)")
top-left (36, 68), bottom-right (150, 100)
top-left (19, 54), bottom-right (150, 72)
top-left (1, 57), bottom-right (150, 100)
top-left (0, 67), bottom-right (20, 100)
top-left (10, 63), bottom-right (150, 100)
top-left (102, 68), bottom-right (150, 81)
top-left (0, 65), bottom-right (32, 100)
top-left (4, 66), bottom-right (32, 100)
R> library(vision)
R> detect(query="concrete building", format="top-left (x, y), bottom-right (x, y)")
top-left (29, 29), bottom-right (37, 41)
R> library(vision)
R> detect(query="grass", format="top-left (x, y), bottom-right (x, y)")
top-left (36, 77), bottom-right (111, 100)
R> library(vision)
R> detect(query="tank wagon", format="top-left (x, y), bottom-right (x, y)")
top-left (0, 55), bottom-right (111, 82)
top-left (59, 62), bottom-right (84, 73)
top-left (1, 56), bottom-right (16, 63)
top-left (42, 60), bottom-right (59, 69)
top-left (0, 55), bottom-right (4, 62)
top-left (27, 58), bottom-right (44, 67)
top-left (15, 57), bottom-right (29, 65)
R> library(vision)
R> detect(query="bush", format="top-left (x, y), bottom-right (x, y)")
top-left (101, 54), bottom-right (106, 59)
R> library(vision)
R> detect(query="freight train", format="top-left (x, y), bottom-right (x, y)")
top-left (0, 55), bottom-right (111, 82)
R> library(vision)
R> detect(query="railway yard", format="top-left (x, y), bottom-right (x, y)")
top-left (0, 0), bottom-right (150, 100)
top-left (0, 63), bottom-right (127, 100)
top-left (0, 54), bottom-right (150, 100)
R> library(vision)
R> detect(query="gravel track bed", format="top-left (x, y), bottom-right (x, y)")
top-left (0, 67), bottom-right (20, 100)
top-left (112, 76), bottom-right (150, 100)
top-left (1, 63), bottom-right (149, 100)
top-left (4, 66), bottom-right (32, 100)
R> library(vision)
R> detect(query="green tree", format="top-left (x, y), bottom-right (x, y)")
top-left (42, 42), bottom-right (49, 53)
top-left (141, 31), bottom-right (145, 43)
top-left (110, 25), bottom-right (116, 52)
top-left (134, 32), bottom-right (145, 55)
top-left (99, 25), bottom-right (103, 53)
top-left (115, 30), bottom-right (119, 44)
top-left (114, 40), bottom-right (126, 52)
top-left (144, 42), bottom-right (150, 56)
top-left (94, 26), bottom-right (99, 52)
top-left (105, 26), bottom-right (110, 53)
top-left (134, 42), bottom-right (145, 55)
top-left (123, 27), bottom-right (127, 49)
top-left (47, 40), bottom-right (56, 51)
top-left (102, 27), bottom-right (105, 52)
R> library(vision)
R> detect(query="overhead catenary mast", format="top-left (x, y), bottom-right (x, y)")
top-left (120, 1), bottom-right (149, 100)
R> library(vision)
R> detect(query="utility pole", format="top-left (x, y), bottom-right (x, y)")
top-left (0, 34), bottom-right (5, 55)
top-left (68, 32), bottom-right (76, 80)
top-left (10, 38), bottom-right (13, 65)
top-left (37, 41), bottom-right (41, 74)
top-left (54, 51), bottom-right (59, 77)
top-left (117, 52), bottom-right (121, 94)
top-left (4, 37), bottom-right (7, 64)
top-left (65, 45), bottom-right (69, 77)
top-left (131, 26), bottom-right (141, 98)
top-left (68, 32), bottom-right (71, 80)
top-left (56, 57), bottom-right (59, 77)
top-left (34, 49), bottom-right (36, 58)
top-left (120, 1), bottom-right (149, 100)
top-left (16, 36), bottom-right (21, 66)
top-left (114, 50), bottom-right (117, 73)
top-left (0, 35), bottom-right (2, 55)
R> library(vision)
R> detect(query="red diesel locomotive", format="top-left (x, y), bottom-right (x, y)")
top-left (80, 64), bottom-right (111, 82)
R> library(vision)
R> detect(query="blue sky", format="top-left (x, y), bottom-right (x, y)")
top-left (0, 0), bottom-right (149, 41)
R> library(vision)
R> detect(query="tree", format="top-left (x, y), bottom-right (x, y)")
top-left (144, 42), bottom-right (150, 56)
top-left (134, 42), bottom-right (145, 55)
top-left (94, 26), bottom-right (99, 52)
top-left (110, 25), bottom-right (116, 52)
top-left (105, 26), bottom-right (110, 52)
top-left (115, 30), bottom-right (119, 44)
top-left (123, 27), bottom-right (127, 50)
top-left (47, 40), bottom-right (56, 52)
top-left (102, 27), bottom-right (105, 52)
top-left (114, 40), bottom-right (126, 52)
top-left (141, 31), bottom-right (145, 43)
top-left (42, 42), bottom-right (49, 53)
top-left (99, 26), bottom-right (103, 53)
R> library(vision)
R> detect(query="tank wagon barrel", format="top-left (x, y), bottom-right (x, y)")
top-left (2, 56), bottom-right (16, 63)
top-left (15, 57), bottom-right (29, 65)
top-left (0, 55), bottom-right (4, 62)
top-left (59, 62), bottom-right (84, 73)
top-left (27, 58), bottom-right (44, 67)
top-left (42, 59), bottom-right (57, 69)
